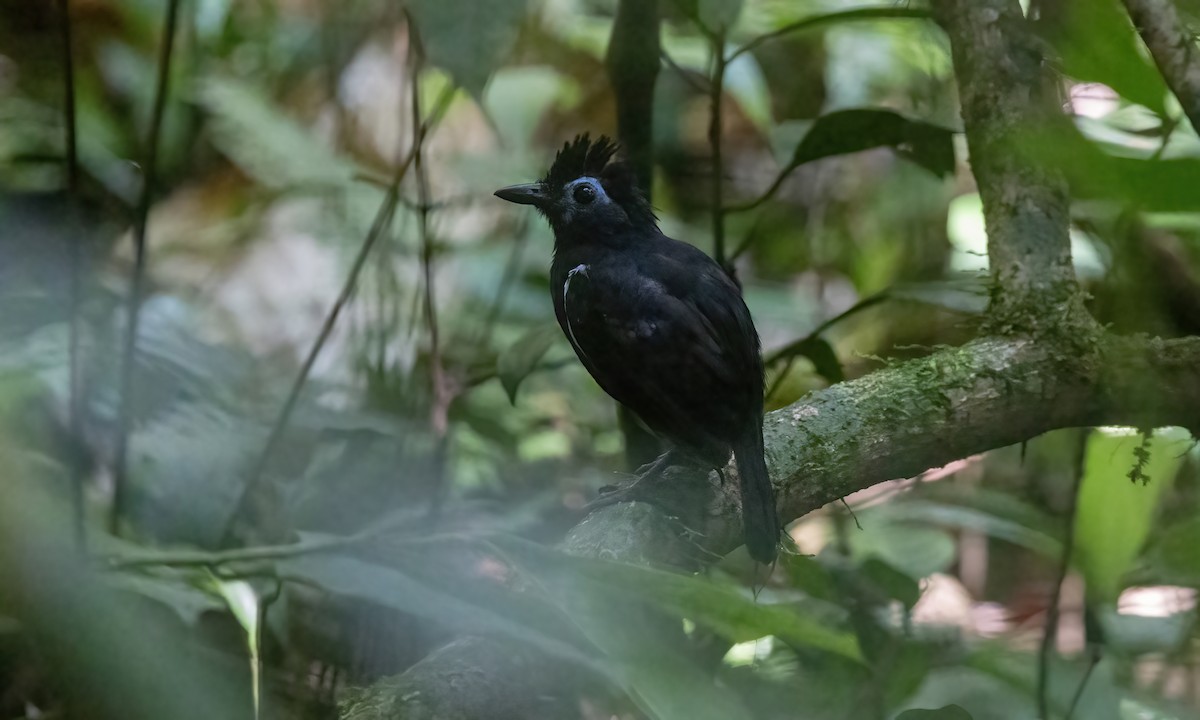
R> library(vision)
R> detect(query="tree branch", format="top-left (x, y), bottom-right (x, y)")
top-left (1122, 0), bottom-right (1200, 133)
top-left (337, 333), bottom-right (1200, 719)
top-left (932, 0), bottom-right (1079, 331)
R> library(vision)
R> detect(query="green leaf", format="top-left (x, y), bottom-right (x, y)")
top-left (859, 557), bottom-right (920, 608)
top-left (790, 109), bottom-right (955, 177)
top-left (106, 571), bottom-right (226, 626)
top-left (1073, 427), bottom-right (1191, 602)
top-left (408, 0), bottom-right (528, 98)
top-left (497, 323), bottom-right (561, 403)
top-left (278, 552), bottom-right (608, 676)
top-left (764, 336), bottom-right (843, 383)
top-left (1038, 0), bottom-right (1167, 113)
top-left (1026, 122), bottom-right (1200, 212)
top-left (197, 76), bottom-right (360, 190)
top-left (780, 553), bottom-right (837, 601)
top-left (567, 591), bottom-right (752, 720)
top-left (844, 505), bottom-right (957, 580)
top-left (897, 705), bottom-right (974, 720)
top-left (885, 497), bottom-right (1062, 558)
top-left (501, 540), bottom-right (862, 662)
top-left (699, 0), bottom-right (744, 32)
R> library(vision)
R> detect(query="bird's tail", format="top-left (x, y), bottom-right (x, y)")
top-left (733, 426), bottom-right (778, 564)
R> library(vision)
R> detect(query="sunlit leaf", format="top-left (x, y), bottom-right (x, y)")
top-left (1074, 427), bottom-right (1191, 602)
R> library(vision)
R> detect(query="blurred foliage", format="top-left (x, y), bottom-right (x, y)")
top-left (1, 0), bottom-right (1199, 718)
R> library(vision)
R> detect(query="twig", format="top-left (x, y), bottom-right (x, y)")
top-left (57, 0), bottom-right (78, 194)
top-left (727, 7), bottom-right (933, 63)
top-left (763, 293), bottom-right (888, 366)
top-left (219, 84), bottom-right (456, 545)
top-left (411, 48), bottom-right (452, 523)
top-left (1037, 428), bottom-right (1089, 720)
top-left (479, 228), bottom-right (529, 344)
top-left (1064, 648), bottom-right (1101, 720)
top-left (103, 528), bottom-right (452, 570)
top-left (57, 0), bottom-right (85, 551)
top-left (110, 0), bottom-right (182, 534)
top-left (724, 163), bottom-right (794, 214)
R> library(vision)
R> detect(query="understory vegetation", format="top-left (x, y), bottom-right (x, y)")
top-left (1, 0), bottom-right (1199, 718)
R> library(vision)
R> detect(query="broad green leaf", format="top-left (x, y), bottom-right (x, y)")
top-left (790, 109), bottom-right (955, 177)
top-left (884, 498), bottom-right (1062, 558)
top-left (407, 0), bottom-right (528, 98)
top-left (198, 76), bottom-right (359, 190)
top-left (780, 553), bottom-right (837, 601)
top-left (1026, 123), bottom-right (1200, 212)
top-left (858, 557), bottom-right (920, 608)
top-left (844, 505), bottom-right (957, 580)
top-left (897, 706), bottom-right (974, 720)
top-left (765, 335), bottom-right (843, 383)
top-left (1073, 427), bottom-right (1191, 602)
top-left (497, 323), bottom-right (561, 403)
top-left (566, 589), bottom-right (751, 720)
top-left (500, 539), bottom-right (862, 662)
top-left (278, 552), bottom-right (608, 677)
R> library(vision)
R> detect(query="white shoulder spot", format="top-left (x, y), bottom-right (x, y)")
top-left (563, 264), bottom-right (590, 360)
top-left (563, 264), bottom-right (589, 303)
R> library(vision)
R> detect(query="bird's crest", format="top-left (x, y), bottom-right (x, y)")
top-left (543, 134), bottom-right (656, 227)
top-left (542, 134), bottom-right (619, 189)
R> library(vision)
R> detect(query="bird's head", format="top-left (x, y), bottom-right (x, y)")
top-left (494, 134), bottom-right (656, 240)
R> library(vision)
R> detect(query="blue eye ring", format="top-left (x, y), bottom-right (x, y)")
top-left (573, 184), bottom-right (596, 204)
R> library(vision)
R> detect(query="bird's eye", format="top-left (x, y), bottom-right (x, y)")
top-left (573, 184), bottom-right (596, 204)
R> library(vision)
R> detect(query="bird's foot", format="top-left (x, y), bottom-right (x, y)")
top-left (586, 450), bottom-right (699, 511)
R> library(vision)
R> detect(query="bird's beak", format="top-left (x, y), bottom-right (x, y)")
top-left (494, 182), bottom-right (545, 207)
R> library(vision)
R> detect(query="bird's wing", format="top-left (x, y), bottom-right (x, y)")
top-left (556, 248), bottom-right (761, 455)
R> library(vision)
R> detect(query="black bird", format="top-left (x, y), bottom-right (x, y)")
top-left (494, 135), bottom-right (779, 564)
